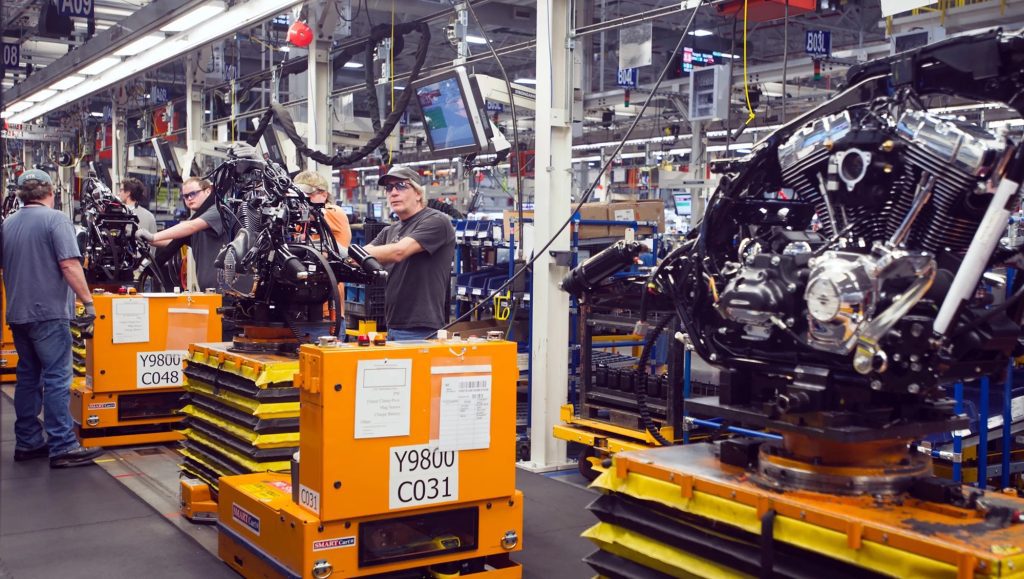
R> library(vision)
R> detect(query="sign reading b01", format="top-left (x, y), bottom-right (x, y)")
top-left (616, 68), bottom-right (639, 89)
top-left (805, 30), bottom-right (832, 58)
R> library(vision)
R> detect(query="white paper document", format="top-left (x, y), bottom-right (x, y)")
top-left (438, 375), bottom-right (492, 451)
top-left (112, 298), bottom-right (149, 344)
top-left (354, 359), bottom-right (413, 439)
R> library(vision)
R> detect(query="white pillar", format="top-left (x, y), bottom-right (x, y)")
top-left (525, 0), bottom-right (573, 470)
top-left (308, 0), bottom-right (336, 187)
top-left (689, 120), bottom-right (705, 229)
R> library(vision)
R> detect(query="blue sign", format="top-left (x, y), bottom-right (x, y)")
top-left (2, 43), bottom-right (19, 68)
top-left (805, 30), bottom-right (831, 58)
top-left (485, 101), bottom-right (504, 113)
top-left (57, 0), bottom-right (94, 18)
top-left (616, 68), bottom-right (639, 88)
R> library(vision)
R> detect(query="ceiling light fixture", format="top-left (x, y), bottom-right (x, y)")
top-left (79, 57), bottom-right (121, 75)
top-left (513, 78), bottom-right (537, 85)
top-left (8, 0), bottom-right (304, 124)
top-left (49, 75), bottom-right (83, 90)
top-left (160, 1), bottom-right (227, 32)
top-left (689, 29), bottom-right (713, 37)
top-left (114, 34), bottom-right (166, 56)
top-left (24, 89), bottom-right (56, 102)
top-left (342, 61), bottom-right (363, 68)
top-left (466, 35), bottom-right (488, 44)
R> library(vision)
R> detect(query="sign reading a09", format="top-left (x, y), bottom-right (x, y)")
top-left (57, 0), bottom-right (94, 18)
top-left (2, 44), bottom-right (19, 68)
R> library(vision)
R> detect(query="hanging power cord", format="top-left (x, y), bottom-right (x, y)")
top-left (256, 21), bottom-right (431, 167)
top-left (742, 0), bottom-right (756, 125)
top-left (635, 313), bottom-right (677, 446)
top-left (437, 0), bottom-right (708, 335)
top-left (456, 0), bottom-right (524, 257)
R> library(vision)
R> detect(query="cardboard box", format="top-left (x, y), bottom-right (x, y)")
top-left (607, 200), bottom-right (665, 238)
top-left (448, 318), bottom-right (527, 341)
top-left (503, 210), bottom-right (534, 242)
top-left (575, 203), bottom-right (608, 239)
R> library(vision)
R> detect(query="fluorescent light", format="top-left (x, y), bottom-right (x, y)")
top-left (49, 75), bottom-right (83, 90)
top-left (466, 35), bottom-right (488, 45)
top-left (94, 6), bottom-right (134, 17)
top-left (513, 78), bottom-right (537, 85)
top-left (6, 101), bottom-right (33, 113)
top-left (90, 111), bottom-right (104, 117)
top-left (343, 61), bottom-right (363, 68)
top-left (689, 29), bottom-right (713, 37)
top-left (80, 57), bottom-right (121, 75)
top-left (114, 34), bottom-right (165, 56)
top-left (160, 2), bottom-right (227, 32)
top-left (24, 89), bottom-right (57, 102)
top-left (11, 0), bottom-right (302, 124)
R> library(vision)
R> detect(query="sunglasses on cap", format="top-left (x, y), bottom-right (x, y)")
top-left (296, 183), bottom-right (327, 195)
top-left (383, 181), bottom-right (412, 193)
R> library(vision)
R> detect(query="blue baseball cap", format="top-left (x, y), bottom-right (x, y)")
top-left (17, 169), bottom-right (52, 186)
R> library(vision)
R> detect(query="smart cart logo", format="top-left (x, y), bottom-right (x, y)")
top-left (87, 402), bottom-right (116, 410)
top-left (232, 503), bottom-right (261, 536)
top-left (312, 537), bottom-right (356, 551)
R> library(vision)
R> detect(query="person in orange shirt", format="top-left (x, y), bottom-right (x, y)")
top-left (294, 171), bottom-right (352, 338)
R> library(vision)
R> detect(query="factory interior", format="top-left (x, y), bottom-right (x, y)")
top-left (3, 0), bottom-right (1024, 577)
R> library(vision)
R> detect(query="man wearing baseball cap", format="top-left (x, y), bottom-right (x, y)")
top-left (2, 169), bottom-right (105, 467)
top-left (365, 165), bottom-right (455, 340)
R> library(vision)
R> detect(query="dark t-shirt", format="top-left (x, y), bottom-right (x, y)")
top-left (2, 206), bottom-right (81, 323)
top-left (370, 208), bottom-right (455, 330)
top-left (192, 204), bottom-right (231, 292)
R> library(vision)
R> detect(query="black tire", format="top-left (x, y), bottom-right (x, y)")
top-left (577, 446), bottom-right (600, 482)
top-left (135, 263), bottom-right (167, 293)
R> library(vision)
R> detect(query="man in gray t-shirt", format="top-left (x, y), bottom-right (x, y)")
top-left (367, 166), bottom-right (455, 340)
top-left (2, 169), bottom-right (105, 468)
top-left (137, 176), bottom-right (233, 338)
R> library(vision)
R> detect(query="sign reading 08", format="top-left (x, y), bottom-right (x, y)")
top-left (2, 43), bottom-right (19, 68)
top-left (389, 443), bottom-right (459, 509)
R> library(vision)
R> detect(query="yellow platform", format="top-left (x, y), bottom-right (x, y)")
top-left (587, 444), bottom-right (1024, 579)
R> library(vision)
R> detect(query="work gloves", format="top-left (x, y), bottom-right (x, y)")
top-left (77, 302), bottom-right (97, 339)
top-left (135, 229), bottom-right (155, 243)
top-left (230, 142), bottom-right (261, 160)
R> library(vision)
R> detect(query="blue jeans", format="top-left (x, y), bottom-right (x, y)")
top-left (10, 319), bottom-right (79, 456)
top-left (388, 327), bottom-right (437, 341)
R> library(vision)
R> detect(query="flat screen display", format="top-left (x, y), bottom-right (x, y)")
top-left (673, 192), bottom-right (692, 216)
top-left (415, 71), bottom-right (484, 157)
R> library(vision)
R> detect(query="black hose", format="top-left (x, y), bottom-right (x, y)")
top-left (635, 312), bottom-right (678, 446)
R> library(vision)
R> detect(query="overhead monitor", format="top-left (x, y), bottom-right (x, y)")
top-left (370, 202), bottom-right (385, 220)
top-left (412, 66), bottom-right (489, 158)
top-left (151, 137), bottom-right (183, 184)
top-left (259, 125), bottom-right (287, 168)
top-left (340, 204), bottom-right (354, 216)
top-left (673, 192), bottom-right (691, 216)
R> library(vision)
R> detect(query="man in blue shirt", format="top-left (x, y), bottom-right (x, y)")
top-left (3, 169), bottom-right (105, 468)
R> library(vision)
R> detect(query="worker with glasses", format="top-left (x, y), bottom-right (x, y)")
top-left (365, 166), bottom-right (456, 341)
top-left (294, 170), bottom-right (352, 338)
top-left (136, 177), bottom-right (236, 337)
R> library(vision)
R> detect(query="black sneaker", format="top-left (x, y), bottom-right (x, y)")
top-left (13, 445), bottom-right (49, 462)
top-left (50, 446), bottom-right (105, 468)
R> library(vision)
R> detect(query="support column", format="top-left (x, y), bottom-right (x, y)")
top-left (184, 50), bottom-right (207, 184)
top-left (689, 120), bottom-right (705, 229)
top-left (525, 0), bottom-right (573, 470)
top-left (111, 94), bottom-right (126, 188)
top-left (308, 0), bottom-right (338, 187)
